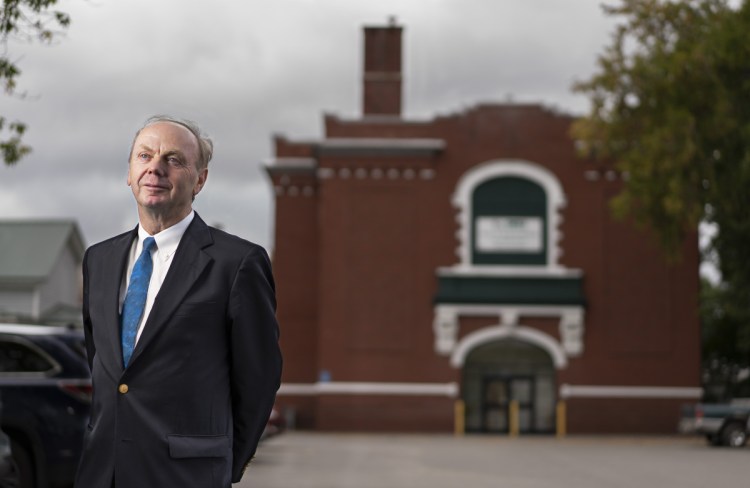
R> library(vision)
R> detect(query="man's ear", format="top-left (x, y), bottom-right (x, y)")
top-left (193, 168), bottom-right (208, 197)
top-left (126, 154), bottom-right (133, 186)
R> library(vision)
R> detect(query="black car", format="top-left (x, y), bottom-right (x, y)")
top-left (0, 324), bottom-right (91, 488)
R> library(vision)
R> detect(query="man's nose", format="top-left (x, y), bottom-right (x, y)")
top-left (145, 156), bottom-right (167, 175)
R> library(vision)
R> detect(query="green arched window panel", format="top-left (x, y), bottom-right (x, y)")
top-left (471, 177), bottom-right (547, 265)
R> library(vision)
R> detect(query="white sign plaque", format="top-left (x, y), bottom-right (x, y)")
top-left (475, 216), bottom-right (543, 252)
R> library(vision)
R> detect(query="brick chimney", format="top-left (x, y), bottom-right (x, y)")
top-left (362, 18), bottom-right (402, 116)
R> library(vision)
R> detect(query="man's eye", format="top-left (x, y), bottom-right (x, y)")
top-left (168, 157), bottom-right (182, 165)
top-left (138, 153), bottom-right (151, 160)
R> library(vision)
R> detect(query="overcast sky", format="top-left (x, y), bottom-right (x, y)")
top-left (1, 0), bottom-right (618, 251)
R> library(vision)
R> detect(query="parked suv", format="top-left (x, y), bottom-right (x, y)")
top-left (0, 324), bottom-right (91, 488)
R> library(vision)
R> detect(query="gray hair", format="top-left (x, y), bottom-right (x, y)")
top-left (129, 115), bottom-right (214, 170)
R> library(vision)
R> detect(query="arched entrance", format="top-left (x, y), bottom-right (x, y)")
top-left (462, 339), bottom-right (556, 433)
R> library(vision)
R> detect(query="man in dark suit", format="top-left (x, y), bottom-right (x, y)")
top-left (75, 115), bottom-right (282, 487)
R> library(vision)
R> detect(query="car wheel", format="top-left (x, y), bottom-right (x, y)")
top-left (721, 423), bottom-right (747, 448)
top-left (8, 440), bottom-right (33, 488)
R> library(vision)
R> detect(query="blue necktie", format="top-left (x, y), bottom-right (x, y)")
top-left (121, 237), bottom-right (156, 367)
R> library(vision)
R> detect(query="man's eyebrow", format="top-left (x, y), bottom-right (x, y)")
top-left (164, 149), bottom-right (187, 160)
top-left (134, 145), bottom-right (187, 160)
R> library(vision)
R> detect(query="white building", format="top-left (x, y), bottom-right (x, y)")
top-left (0, 220), bottom-right (85, 326)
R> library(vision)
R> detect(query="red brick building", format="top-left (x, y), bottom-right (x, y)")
top-left (265, 23), bottom-right (701, 434)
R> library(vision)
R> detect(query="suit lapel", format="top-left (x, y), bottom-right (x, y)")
top-left (100, 228), bottom-right (137, 375)
top-left (127, 214), bottom-right (214, 367)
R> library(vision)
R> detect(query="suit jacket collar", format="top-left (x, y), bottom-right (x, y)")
top-left (118, 212), bottom-right (214, 371)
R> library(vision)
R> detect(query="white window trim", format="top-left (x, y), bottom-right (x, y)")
top-left (451, 160), bottom-right (567, 269)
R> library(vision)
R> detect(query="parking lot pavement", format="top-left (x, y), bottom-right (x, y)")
top-left (237, 432), bottom-right (747, 488)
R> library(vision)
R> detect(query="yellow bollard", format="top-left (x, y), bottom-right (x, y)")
top-left (556, 400), bottom-right (567, 438)
top-left (454, 399), bottom-right (465, 437)
top-left (509, 400), bottom-right (520, 437)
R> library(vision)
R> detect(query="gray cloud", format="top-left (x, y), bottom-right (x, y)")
top-left (1, 0), bottom-right (618, 250)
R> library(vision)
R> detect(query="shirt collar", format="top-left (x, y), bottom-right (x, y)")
top-left (136, 211), bottom-right (195, 261)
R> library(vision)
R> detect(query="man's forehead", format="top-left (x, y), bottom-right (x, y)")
top-left (138, 121), bottom-right (192, 140)
top-left (135, 122), bottom-right (199, 151)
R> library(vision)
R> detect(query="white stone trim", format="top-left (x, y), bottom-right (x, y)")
top-left (433, 306), bottom-right (459, 354)
top-left (559, 309), bottom-right (585, 356)
top-left (450, 324), bottom-right (569, 369)
top-left (436, 266), bottom-right (583, 278)
top-left (319, 138), bottom-right (445, 151)
top-left (419, 169), bottom-right (436, 180)
top-left (363, 72), bottom-right (403, 82)
top-left (264, 157), bottom-right (317, 169)
top-left (274, 184), bottom-right (316, 197)
top-left (584, 170), bottom-right (600, 181)
top-left (451, 160), bottom-right (567, 268)
top-left (277, 383), bottom-right (319, 395)
top-left (309, 166), bottom-right (438, 182)
top-left (278, 381), bottom-right (459, 397)
top-left (559, 384), bottom-right (703, 400)
top-left (433, 304), bottom-right (584, 363)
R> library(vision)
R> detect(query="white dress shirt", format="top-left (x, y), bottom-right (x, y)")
top-left (119, 211), bottom-right (195, 344)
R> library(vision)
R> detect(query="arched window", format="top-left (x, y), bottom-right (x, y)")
top-left (472, 177), bottom-right (547, 265)
top-left (452, 160), bottom-right (566, 270)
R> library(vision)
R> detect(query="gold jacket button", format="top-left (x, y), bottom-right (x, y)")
top-left (118, 384), bottom-right (129, 394)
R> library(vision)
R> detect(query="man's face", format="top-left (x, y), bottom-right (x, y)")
top-left (127, 122), bottom-right (207, 221)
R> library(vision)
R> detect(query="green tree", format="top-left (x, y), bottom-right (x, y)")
top-left (572, 0), bottom-right (750, 394)
top-left (700, 278), bottom-right (750, 400)
top-left (1, 0), bottom-right (70, 165)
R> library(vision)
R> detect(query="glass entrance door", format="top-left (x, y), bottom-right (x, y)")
top-left (462, 339), bottom-right (555, 434)
top-left (481, 376), bottom-right (535, 433)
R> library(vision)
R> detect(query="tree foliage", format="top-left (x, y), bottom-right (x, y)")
top-left (700, 278), bottom-right (750, 400)
top-left (573, 0), bottom-right (750, 395)
top-left (1, 0), bottom-right (70, 165)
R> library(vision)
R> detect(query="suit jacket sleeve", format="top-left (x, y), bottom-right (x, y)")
top-left (81, 248), bottom-right (96, 372)
top-left (228, 245), bottom-right (282, 482)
